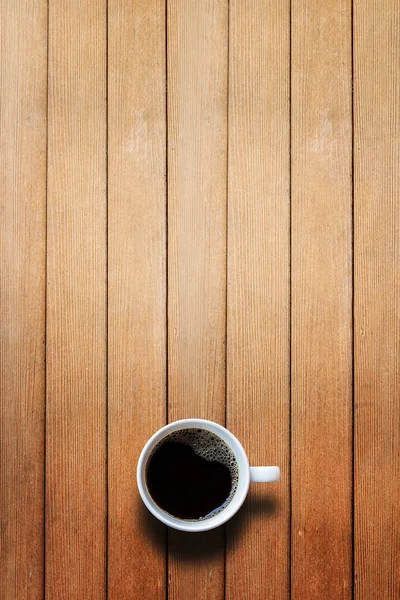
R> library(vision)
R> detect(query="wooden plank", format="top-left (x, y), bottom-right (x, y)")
top-left (107, 0), bottom-right (167, 598)
top-left (167, 0), bottom-right (228, 598)
top-left (354, 1), bottom-right (400, 597)
top-left (291, 0), bottom-right (352, 598)
top-left (0, 1), bottom-right (47, 597)
top-left (46, 0), bottom-right (107, 597)
top-left (225, 0), bottom-right (290, 598)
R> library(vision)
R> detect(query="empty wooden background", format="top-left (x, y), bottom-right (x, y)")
top-left (0, 0), bottom-right (399, 599)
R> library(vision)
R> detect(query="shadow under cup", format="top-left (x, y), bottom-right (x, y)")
top-left (137, 419), bottom-right (251, 532)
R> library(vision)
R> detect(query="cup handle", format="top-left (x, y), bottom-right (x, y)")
top-left (250, 466), bottom-right (280, 483)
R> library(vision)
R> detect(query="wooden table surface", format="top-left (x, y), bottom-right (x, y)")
top-left (1, 0), bottom-right (399, 598)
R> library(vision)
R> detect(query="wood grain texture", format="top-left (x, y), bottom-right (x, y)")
top-left (354, 1), bottom-right (400, 598)
top-left (226, 1), bottom-right (290, 599)
top-left (108, 0), bottom-right (167, 598)
top-left (167, 0), bottom-right (228, 598)
top-left (291, 0), bottom-right (352, 598)
top-left (0, 1), bottom-right (47, 597)
top-left (4, 1), bottom-right (400, 597)
top-left (46, 0), bottom-right (107, 597)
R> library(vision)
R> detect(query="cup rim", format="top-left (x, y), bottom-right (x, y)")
top-left (137, 418), bottom-right (250, 532)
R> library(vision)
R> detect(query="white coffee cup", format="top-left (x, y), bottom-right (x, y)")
top-left (137, 418), bottom-right (280, 532)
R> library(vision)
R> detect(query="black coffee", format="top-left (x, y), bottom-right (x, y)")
top-left (145, 428), bottom-right (238, 520)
